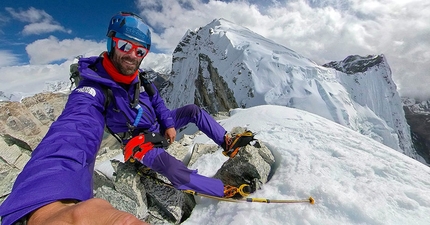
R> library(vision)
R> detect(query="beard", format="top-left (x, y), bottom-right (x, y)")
top-left (111, 50), bottom-right (142, 75)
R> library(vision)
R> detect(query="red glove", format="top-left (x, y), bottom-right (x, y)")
top-left (123, 134), bottom-right (155, 162)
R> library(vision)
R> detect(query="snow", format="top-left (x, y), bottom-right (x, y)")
top-left (165, 19), bottom-right (418, 161)
top-left (185, 105), bottom-right (430, 225)
top-left (96, 105), bottom-right (430, 225)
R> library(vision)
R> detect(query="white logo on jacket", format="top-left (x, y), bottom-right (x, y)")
top-left (75, 86), bottom-right (96, 97)
top-left (139, 86), bottom-right (146, 93)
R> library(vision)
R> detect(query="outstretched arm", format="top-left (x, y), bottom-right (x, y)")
top-left (0, 84), bottom-right (111, 224)
top-left (28, 198), bottom-right (148, 225)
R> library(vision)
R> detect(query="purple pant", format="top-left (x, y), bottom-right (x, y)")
top-left (142, 104), bottom-right (226, 197)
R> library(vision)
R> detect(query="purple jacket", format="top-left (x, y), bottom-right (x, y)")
top-left (0, 56), bottom-right (174, 225)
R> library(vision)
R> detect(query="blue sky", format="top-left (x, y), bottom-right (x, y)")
top-left (0, 0), bottom-right (142, 63)
top-left (0, 0), bottom-right (429, 99)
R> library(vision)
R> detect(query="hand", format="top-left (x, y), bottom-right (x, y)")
top-left (28, 198), bottom-right (149, 225)
top-left (164, 127), bottom-right (176, 144)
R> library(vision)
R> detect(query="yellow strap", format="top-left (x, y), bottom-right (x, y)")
top-left (237, 184), bottom-right (250, 197)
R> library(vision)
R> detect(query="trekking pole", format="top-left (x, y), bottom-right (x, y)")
top-left (138, 169), bottom-right (316, 205)
top-left (183, 190), bottom-right (315, 204)
top-left (243, 197), bottom-right (315, 204)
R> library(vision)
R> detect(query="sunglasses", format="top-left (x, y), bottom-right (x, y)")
top-left (112, 37), bottom-right (149, 58)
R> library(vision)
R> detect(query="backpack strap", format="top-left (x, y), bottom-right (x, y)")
top-left (100, 86), bottom-right (113, 114)
top-left (100, 86), bottom-right (125, 144)
top-left (139, 71), bottom-right (155, 97)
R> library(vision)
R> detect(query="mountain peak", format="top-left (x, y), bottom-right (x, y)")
top-left (164, 19), bottom-right (418, 162)
top-left (323, 54), bottom-right (385, 74)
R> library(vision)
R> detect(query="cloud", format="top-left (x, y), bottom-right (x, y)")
top-left (26, 36), bottom-right (105, 64)
top-left (5, 7), bottom-right (71, 35)
top-left (141, 52), bottom-right (172, 73)
top-left (5, 7), bottom-right (53, 23)
top-left (0, 50), bottom-right (20, 67)
top-left (134, 0), bottom-right (430, 99)
top-left (23, 36), bottom-right (171, 70)
top-left (22, 22), bottom-right (72, 35)
top-left (0, 61), bottom-right (72, 100)
top-left (135, 0), bottom-right (267, 52)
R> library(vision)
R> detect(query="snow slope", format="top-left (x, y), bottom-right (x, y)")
top-left (181, 105), bottom-right (430, 225)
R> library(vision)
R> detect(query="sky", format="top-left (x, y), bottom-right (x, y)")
top-left (0, 0), bottom-right (429, 99)
top-left (95, 105), bottom-right (430, 225)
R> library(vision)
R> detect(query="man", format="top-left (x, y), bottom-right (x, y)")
top-left (0, 12), bottom-right (254, 224)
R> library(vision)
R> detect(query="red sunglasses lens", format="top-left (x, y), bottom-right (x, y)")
top-left (113, 38), bottom-right (148, 58)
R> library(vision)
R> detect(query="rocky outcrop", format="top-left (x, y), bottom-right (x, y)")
top-left (0, 92), bottom-right (68, 150)
top-left (402, 98), bottom-right (430, 164)
top-left (193, 53), bottom-right (239, 113)
top-left (323, 55), bottom-right (384, 74)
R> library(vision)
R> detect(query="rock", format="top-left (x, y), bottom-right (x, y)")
top-left (0, 139), bottom-right (22, 165)
top-left (95, 162), bottom-right (149, 220)
top-left (0, 165), bottom-right (20, 205)
top-left (0, 93), bottom-right (67, 150)
top-left (214, 142), bottom-right (274, 187)
top-left (213, 126), bottom-right (275, 187)
top-left (140, 170), bottom-right (196, 224)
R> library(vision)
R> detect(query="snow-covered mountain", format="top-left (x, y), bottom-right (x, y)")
top-left (0, 18), bottom-right (422, 163)
top-left (161, 18), bottom-right (419, 162)
top-left (324, 55), bottom-right (415, 159)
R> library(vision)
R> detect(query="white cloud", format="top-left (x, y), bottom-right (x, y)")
top-left (6, 7), bottom-right (71, 36)
top-left (5, 7), bottom-right (53, 23)
top-left (141, 52), bottom-right (172, 73)
top-left (25, 36), bottom-right (105, 64)
top-left (23, 35), bottom-right (172, 71)
top-left (134, 0), bottom-right (430, 99)
top-left (0, 60), bottom-right (72, 101)
top-left (0, 50), bottom-right (20, 67)
top-left (22, 22), bottom-right (72, 35)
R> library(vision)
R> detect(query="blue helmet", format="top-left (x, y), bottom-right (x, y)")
top-left (106, 12), bottom-right (151, 53)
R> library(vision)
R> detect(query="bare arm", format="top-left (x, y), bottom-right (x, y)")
top-left (28, 198), bottom-right (149, 225)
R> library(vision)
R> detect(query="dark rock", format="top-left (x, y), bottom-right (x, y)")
top-left (323, 55), bottom-right (384, 74)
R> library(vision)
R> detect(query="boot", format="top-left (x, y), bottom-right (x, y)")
top-left (221, 130), bottom-right (256, 158)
